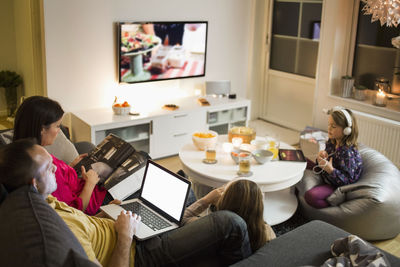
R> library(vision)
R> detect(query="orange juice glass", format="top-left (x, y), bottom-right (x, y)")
top-left (266, 137), bottom-right (280, 160)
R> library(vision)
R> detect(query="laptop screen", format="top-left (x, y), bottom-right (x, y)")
top-left (140, 161), bottom-right (190, 221)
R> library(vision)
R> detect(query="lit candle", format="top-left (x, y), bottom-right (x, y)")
top-left (222, 142), bottom-right (233, 153)
top-left (232, 137), bottom-right (243, 148)
top-left (375, 89), bottom-right (386, 106)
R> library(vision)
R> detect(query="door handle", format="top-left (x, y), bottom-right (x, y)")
top-left (174, 114), bottom-right (188, 118)
top-left (173, 133), bottom-right (187, 137)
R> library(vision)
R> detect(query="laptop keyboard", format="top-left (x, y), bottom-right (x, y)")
top-left (121, 202), bottom-right (172, 231)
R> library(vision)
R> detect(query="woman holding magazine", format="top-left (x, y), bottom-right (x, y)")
top-left (13, 96), bottom-right (110, 215)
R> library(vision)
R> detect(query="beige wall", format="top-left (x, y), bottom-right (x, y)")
top-left (0, 0), bottom-right (17, 115)
top-left (14, 0), bottom-right (46, 99)
top-left (43, 0), bottom-right (254, 112)
top-left (0, 0), bottom-right (46, 116)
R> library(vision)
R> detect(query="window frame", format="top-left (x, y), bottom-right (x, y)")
top-left (328, 0), bottom-right (400, 120)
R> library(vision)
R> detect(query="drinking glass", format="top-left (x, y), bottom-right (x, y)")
top-left (237, 152), bottom-right (252, 176)
top-left (266, 136), bottom-right (280, 160)
top-left (203, 144), bottom-right (217, 164)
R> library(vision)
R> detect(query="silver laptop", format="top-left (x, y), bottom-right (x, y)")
top-left (100, 160), bottom-right (191, 240)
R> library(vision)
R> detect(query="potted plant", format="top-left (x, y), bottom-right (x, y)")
top-left (341, 75), bottom-right (354, 98)
top-left (0, 70), bottom-right (23, 117)
top-left (354, 85), bottom-right (367, 101)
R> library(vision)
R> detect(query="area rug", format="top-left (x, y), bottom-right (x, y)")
top-left (271, 208), bottom-right (310, 237)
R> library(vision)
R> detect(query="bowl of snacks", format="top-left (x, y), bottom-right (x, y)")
top-left (112, 98), bottom-right (131, 115)
top-left (192, 131), bottom-right (218, 151)
top-left (252, 149), bottom-right (274, 164)
top-left (230, 149), bottom-right (252, 164)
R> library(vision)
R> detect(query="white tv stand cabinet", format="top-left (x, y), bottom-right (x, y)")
top-left (70, 96), bottom-right (250, 159)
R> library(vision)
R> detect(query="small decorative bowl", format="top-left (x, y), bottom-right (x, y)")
top-left (231, 149), bottom-right (252, 164)
top-left (112, 106), bottom-right (131, 115)
top-left (192, 131), bottom-right (218, 151)
top-left (252, 149), bottom-right (274, 164)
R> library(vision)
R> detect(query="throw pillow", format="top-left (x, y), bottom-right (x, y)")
top-left (0, 129), bottom-right (13, 146)
top-left (45, 130), bottom-right (79, 164)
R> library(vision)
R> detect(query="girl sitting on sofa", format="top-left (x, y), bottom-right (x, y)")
top-left (13, 96), bottom-right (110, 215)
top-left (183, 179), bottom-right (276, 252)
top-left (304, 106), bottom-right (363, 209)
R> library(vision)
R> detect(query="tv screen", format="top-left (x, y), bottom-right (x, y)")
top-left (118, 21), bottom-right (208, 84)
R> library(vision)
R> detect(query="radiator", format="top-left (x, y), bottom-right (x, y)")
top-left (353, 110), bottom-right (400, 168)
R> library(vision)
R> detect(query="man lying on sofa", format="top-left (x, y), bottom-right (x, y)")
top-left (0, 139), bottom-right (251, 267)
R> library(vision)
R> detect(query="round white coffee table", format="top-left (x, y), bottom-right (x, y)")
top-left (179, 135), bottom-right (306, 225)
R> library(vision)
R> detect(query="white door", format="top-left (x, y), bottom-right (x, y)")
top-left (260, 0), bottom-right (322, 131)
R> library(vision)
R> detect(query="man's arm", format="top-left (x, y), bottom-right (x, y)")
top-left (108, 211), bottom-right (141, 267)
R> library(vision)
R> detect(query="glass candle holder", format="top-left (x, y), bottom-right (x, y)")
top-left (232, 137), bottom-right (243, 149)
top-left (222, 142), bottom-right (233, 153)
top-left (374, 89), bottom-right (387, 107)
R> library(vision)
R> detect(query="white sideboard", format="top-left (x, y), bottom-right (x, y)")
top-left (70, 96), bottom-right (251, 159)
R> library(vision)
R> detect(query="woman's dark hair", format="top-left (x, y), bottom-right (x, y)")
top-left (13, 96), bottom-right (64, 145)
top-left (0, 139), bottom-right (39, 192)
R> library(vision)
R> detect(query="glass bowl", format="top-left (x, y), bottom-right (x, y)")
top-left (228, 127), bottom-right (256, 144)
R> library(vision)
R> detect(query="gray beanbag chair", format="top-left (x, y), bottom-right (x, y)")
top-left (296, 145), bottom-right (400, 240)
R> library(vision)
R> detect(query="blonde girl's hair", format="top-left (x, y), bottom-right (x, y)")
top-left (216, 179), bottom-right (267, 252)
top-left (330, 108), bottom-right (359, 147)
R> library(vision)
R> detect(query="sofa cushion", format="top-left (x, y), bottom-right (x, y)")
top-left (0, 128), bottom-right (80, 165)
top-left (0, 185), bottom-right (96, 267)
top-left (45, 130), bottom-right (79, 164)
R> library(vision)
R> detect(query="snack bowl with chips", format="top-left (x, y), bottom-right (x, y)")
top-left (230, 149), bottom-right (252, 164)
top-left (192, 131), bottom-right (218, 151)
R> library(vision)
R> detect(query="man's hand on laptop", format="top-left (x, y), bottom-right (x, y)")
top-left (109, 211), bottom-right (141, 266)
top-left (115, 211), bottom-right (141, 242)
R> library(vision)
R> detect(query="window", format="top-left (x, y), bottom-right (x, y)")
top-left (352, 2), bottom-right (400, 90)
top-left (270, 0), bottom-right (322, 78)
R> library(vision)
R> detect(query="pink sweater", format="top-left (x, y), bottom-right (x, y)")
top-left (50, 155), bottom-right (107, 215)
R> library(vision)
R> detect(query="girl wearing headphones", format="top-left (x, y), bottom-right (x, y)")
top-left (304, 107), bottom-right (363, 209)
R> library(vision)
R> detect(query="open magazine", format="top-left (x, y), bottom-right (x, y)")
top-left (73, 133), bottom-right (149, 200)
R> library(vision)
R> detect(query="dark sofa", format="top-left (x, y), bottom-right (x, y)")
top-left (0, 185), bottom-right (97, 267)
top-left (232, 220), bottom-right (400, 267)
top-left (0, 184), bottom-right (399, 266)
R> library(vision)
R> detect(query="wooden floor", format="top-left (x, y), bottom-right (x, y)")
top-left (371, 235), bottom-right (400, 257)
top-left (154, 119), bottom-right (400, 258)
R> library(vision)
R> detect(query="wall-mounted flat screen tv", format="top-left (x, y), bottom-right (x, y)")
top-left (118, 21), bottom-right (208, 84)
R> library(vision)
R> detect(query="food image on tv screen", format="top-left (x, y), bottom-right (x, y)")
top-left (119, 22), bottom-right (207, 83)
